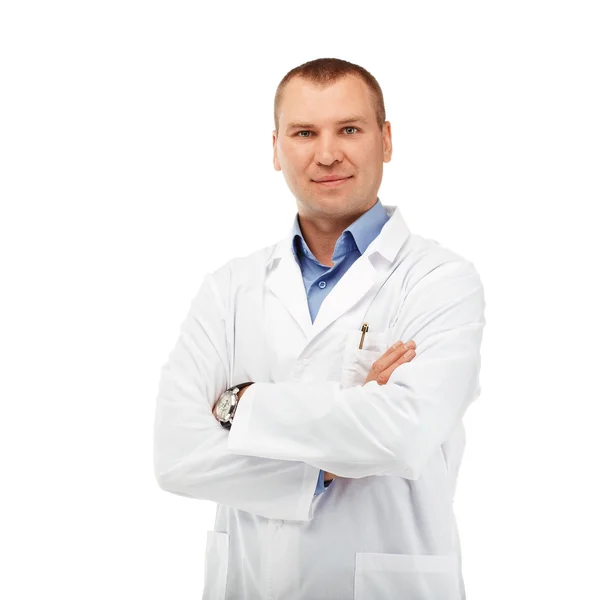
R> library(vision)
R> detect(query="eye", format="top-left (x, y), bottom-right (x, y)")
top-left (295, 127), bottom-right (360, 138)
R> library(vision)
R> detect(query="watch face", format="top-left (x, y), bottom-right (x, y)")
top-left (216, 390), bottom-right (234, 420)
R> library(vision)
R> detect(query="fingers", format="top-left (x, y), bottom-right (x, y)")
top-left (376, 341), bottom-right (407, 362)
top-left (363, 339), bottom-right (418, 386)
top-left (372, 340), bottom-right (416, 375)
top-left (376, 346), bottom-right (416, 385)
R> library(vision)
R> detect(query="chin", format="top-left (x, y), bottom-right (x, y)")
top-left (305, 197), bottom-right (356, 217)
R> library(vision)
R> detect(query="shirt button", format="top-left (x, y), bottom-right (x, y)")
top-left (318, 281), bottom-right (327, 289)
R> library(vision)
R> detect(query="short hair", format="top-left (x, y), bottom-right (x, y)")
top-left (274, 57), bottom-right (386, 135)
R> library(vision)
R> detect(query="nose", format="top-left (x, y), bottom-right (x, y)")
top-left (314, 132), bottom-right (344, 166)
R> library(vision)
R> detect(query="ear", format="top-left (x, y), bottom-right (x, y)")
top-left (273, 130), bottom-right (281, 171)
top-left (382, 121), bottom-right (392, 163)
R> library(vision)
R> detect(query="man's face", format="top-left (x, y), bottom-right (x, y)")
top-left (273, 74), bottom-right (392, 220)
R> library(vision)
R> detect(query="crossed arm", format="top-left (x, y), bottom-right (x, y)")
top-left (211, 339), bottom-right (418, 482)
top-left (153, 259), bottom-right (485, 521)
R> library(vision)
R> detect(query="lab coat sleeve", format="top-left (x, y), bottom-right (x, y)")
top-left (227, 259), bottom-right (485, 480)
top-left (153, 272), bottom-right (321, 522)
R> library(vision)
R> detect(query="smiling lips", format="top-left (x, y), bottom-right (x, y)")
top-left (313, 175), bottom-right (352, 187)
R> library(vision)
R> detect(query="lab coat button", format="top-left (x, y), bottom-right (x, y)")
top-left (275, 520), bottom-right (283, 527)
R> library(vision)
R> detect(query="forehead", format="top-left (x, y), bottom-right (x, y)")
top-left (279, 75), bottom-right (375, 126)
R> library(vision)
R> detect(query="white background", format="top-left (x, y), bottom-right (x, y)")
top-left (1, 1), bottom-right (599, 598)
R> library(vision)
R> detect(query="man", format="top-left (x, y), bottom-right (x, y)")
top-left (154, 58), bottom-right (485, 600)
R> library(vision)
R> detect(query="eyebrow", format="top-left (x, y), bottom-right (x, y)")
top-left (286, 116), bottom-right (368, 132)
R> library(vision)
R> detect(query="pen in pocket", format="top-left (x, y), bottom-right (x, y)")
top-left (358, 323), bottom-right (369, 349)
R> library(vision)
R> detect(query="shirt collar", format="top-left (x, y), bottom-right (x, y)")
top-left (292, 198), bottom-right (389, 264)
top-left (268, 203), bottom-right (410, 270)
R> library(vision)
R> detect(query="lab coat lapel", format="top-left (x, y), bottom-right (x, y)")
top-left (310, 256), bottom-right (377, 338)
top-left (310, 205), bottom-right (410, 338)
top-left (264, 204), bottom-right (410, 343)
top-left (264, 238), bottom-right (313, 339)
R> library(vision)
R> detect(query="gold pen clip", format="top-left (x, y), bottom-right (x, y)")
top-left (358, 323), bottom-right (369, 349)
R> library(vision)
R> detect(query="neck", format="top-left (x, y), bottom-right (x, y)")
top-left (296, 200), bottom-right (377, 266)
top-left (297, 219), bottom-right (347, 267)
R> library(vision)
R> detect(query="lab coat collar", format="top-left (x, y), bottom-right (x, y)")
top-left (266, 204), bottom-right (410, 340)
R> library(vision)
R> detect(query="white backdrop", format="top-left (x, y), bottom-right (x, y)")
top-left (1, 1), bottom-right (599, 598)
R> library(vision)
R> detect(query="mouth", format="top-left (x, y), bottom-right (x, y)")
top-left (313, 176), bottom-right (353, 188)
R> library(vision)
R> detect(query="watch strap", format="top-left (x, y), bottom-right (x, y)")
top-left (232, 381), bottom-right (254, 392)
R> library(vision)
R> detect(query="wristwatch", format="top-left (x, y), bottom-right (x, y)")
top-left (215, 382), bottom-right (254, 429)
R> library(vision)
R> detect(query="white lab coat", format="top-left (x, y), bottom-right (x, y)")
top-left (153, 204), bottom-right (486, 600)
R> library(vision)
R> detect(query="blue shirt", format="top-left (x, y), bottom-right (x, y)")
top-left (290, 198), bottom-right (390, 495)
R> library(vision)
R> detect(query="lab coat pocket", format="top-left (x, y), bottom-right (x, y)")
top-left (354, 552), bottom-right (460, 600)
top-left (201, 531), bottom-right (229, 600)
top-left (340, 329), bottom-right (391, 389)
